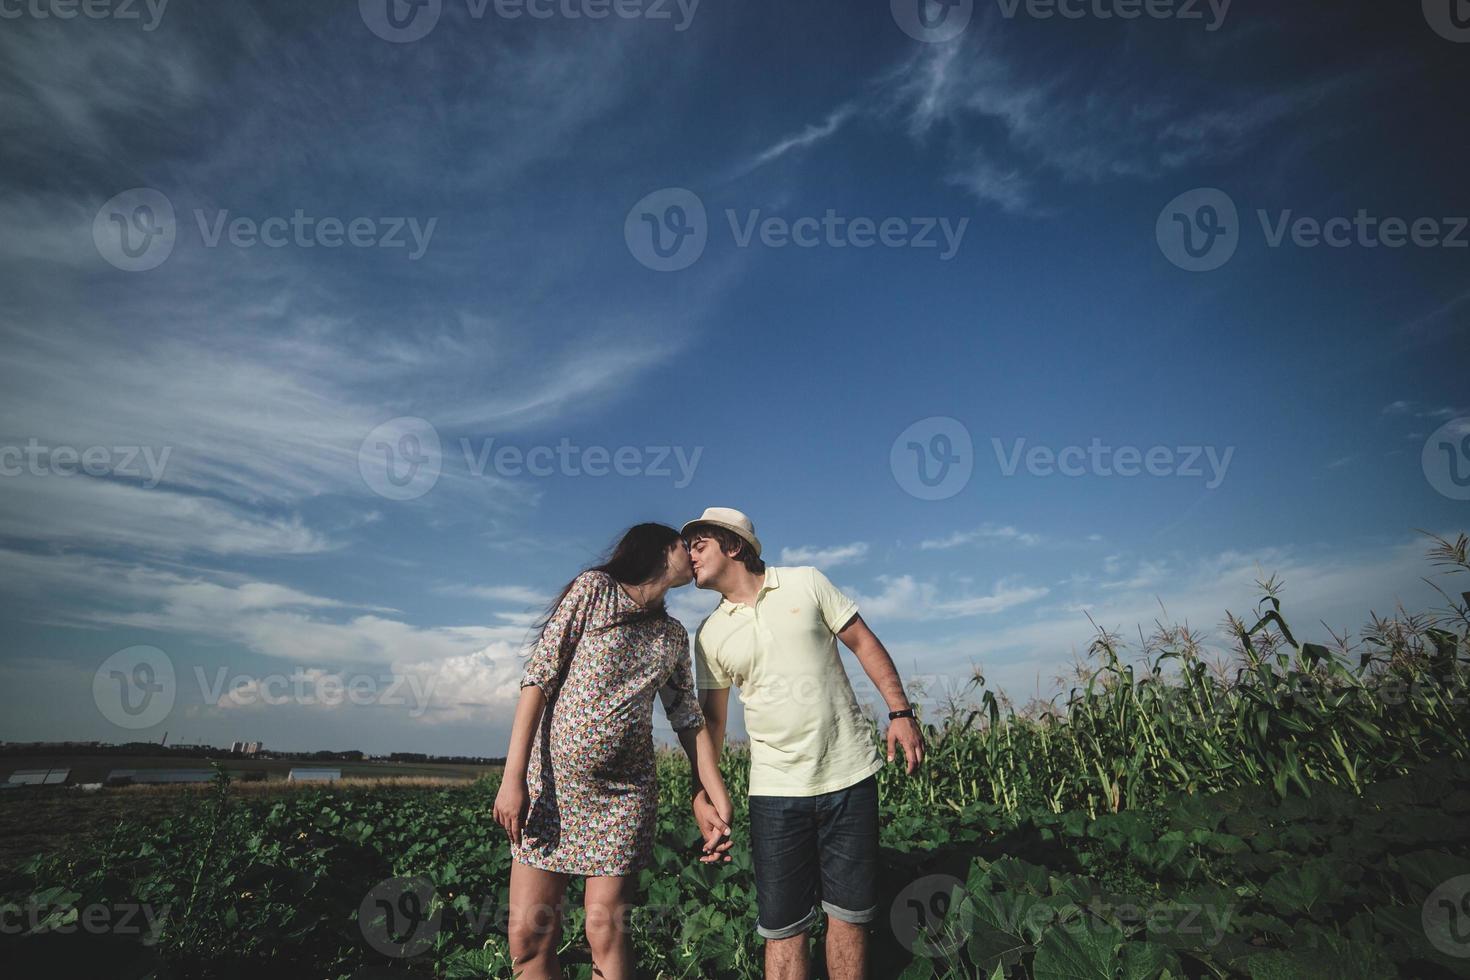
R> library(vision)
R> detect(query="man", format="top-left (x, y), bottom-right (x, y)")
top-left (680, 506), bottom-right (924, 980)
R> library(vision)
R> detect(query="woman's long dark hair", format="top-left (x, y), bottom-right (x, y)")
top-left (533, 523), bottom-right (683, 638)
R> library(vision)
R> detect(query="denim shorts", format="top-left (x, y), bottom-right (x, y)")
top-left (747, 773), bottom-right (879, 939)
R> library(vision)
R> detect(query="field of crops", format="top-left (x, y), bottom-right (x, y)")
top-left (3, 535), bottom-right (1468, 979)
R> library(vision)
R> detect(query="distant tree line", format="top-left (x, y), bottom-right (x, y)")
top-left (1, 741), bottom-right (505, 766)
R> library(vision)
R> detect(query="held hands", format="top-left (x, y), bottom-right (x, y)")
top-left (691, 786), bottom-right (735, 864)
top-left (887, 716), bottom-right (926, 775)
top-left (493, 775), bottom-right (529, 846)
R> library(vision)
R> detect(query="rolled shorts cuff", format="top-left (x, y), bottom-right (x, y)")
top-left (756, 904), bottom-right (818, 940)
top-left (821, 899), bottom-right (877, 924)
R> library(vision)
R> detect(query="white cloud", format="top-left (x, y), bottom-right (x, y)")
top-left (881, 534), bottom-right (1461, 708)
top-left (876, 18), bottom-right (1361, 213)
top-left (849, 575), bottom-right (1049, 621)
top-left (780, 542), bottom-right (869, 567)
top-left (741, 103), bottom-right (858, 173)
top-left (0, 547), bottom-right (525, 668)
top-left (0, 474), bottom-right (334, 557)
top-left (442, 584), bottom-right (549, 605)
top-left (921, 524), bottom-right (1041, 550)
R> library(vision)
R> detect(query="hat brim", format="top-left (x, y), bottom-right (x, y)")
top-left (680, 519), bottom-right (761, 558)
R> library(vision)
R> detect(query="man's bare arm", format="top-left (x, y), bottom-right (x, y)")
top-left (837, 613), bottom-right (910, 713)
top-left (837, 613), bottom-right (926, 773)
top-left (690, 687), bottom-right (728, 796)
top-left (690, 687), bottom-right (734, 863)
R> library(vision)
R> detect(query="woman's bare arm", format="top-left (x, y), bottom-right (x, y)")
top-left (493, 685), bottom-right (547, 844)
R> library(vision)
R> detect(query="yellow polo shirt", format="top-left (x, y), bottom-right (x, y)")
top-left (693, 565), bottom-right (885, 797)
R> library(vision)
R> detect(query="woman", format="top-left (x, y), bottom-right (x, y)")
top-left (493, 523), bottom-right (734, 980)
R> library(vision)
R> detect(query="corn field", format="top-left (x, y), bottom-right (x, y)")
top-left (3, 533), bottom-right (1468, 978)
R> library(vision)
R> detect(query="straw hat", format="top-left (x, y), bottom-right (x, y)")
top-left (680, 506), bottom-right (761, 558)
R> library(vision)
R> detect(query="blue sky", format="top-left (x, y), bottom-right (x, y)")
top-left (1, 0), bottom-right (1466, 756)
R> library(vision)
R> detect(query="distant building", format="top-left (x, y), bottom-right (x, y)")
top-left (5, 768), bottom-right (70, 786)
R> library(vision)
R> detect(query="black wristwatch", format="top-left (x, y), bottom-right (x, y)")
top-left (888, 707), bottom-right (915, 720)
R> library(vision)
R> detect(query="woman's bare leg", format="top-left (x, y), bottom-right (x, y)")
top-left (509, 859), bottom-right (570, 979)
top-left (583, 874), bottom-right (635, 980)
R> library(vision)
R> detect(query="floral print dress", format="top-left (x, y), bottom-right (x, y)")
top-left (513, 569), bottom-right (706, 876)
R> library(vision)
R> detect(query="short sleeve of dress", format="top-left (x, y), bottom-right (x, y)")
top-left (520, 570), bottom-right (602, 701)
top-left (658, 626), bottom-right (706, 734)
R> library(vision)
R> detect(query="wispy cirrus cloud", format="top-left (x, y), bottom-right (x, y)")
top-left (921, 524), bottom-right (1042, 550)
top-left (738, 102), bottom-right (859, 175)
top-left (439, 584), bottom-right (549, 605)
top-left (780, 542), bottom-right (869, 567)
top-left (848, 574), bottom-right (1049, 621)
top-left (732, 11), bottom-right (1369, 215)
top-left (0, 546), bottom-right (521, 667)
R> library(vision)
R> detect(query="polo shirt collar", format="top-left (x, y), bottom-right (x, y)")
top-left (719, 566), bottom-right (779, 614)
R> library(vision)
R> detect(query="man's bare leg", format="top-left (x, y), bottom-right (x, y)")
top-left (824, 917), bottom-right (869, 980)
top-left (765, 930), bottom-right (811, 980)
